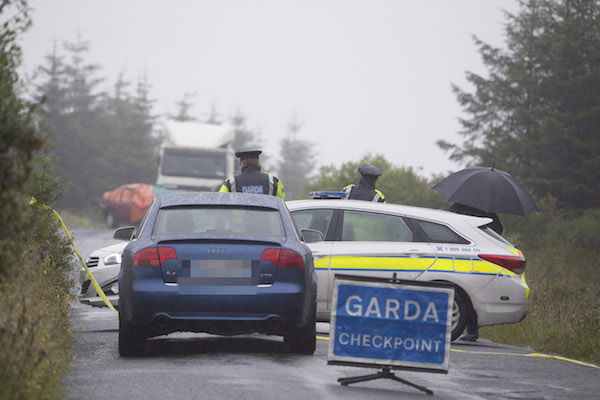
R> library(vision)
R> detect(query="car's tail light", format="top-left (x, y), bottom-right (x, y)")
top-left (278, 249), bottom-right (304, 268)
top-left (134, 246), bottom-right (177, 266)
top-left (261, 248), bottom-right (280, 265)
top-left (478, 254), bottom-right (526, 274)
top-left (261, 248), bottom-right (304, 268)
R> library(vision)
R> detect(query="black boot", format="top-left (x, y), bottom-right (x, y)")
top-left (460, 326), bottom-right (479, 342)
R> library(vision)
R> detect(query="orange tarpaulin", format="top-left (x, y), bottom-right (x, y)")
top-left (102, 183), bottom-right (155, 224)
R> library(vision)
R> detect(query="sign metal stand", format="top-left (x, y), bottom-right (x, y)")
top-left (337, 366), bottom-right (433, 395)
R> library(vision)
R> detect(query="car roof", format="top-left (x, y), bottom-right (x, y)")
top-left (286, 199), bottom-right (493, 227)
top-left (156, 192), bottom-right (285, 209)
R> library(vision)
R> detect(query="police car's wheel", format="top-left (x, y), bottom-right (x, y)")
top-left (451, 290), bottom-right (468, 341)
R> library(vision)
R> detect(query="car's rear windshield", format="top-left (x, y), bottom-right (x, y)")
top-left (153, 206), bottom-right (285, 238)
top-left (480, 226), bottom-right (512, 246)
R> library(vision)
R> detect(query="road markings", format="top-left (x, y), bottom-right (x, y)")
top-left (451, 349), bottom-right (599, 369)
top-left (316, 335), bottom-right (598, 369)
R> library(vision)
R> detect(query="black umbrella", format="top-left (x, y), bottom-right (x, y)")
top-left (432, 166), bottom-right (539, 216)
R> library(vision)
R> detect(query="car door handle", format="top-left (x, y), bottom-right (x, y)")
top-left (312, 252), bottom-right (329, 257)
top-left (404, 250), bottom-right (427, 258)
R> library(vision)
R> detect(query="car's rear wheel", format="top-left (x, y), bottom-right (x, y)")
top-left (118, 319), bottom-right (145, 357)
top-left (451, 289), bottom-right (469, 341)
top-left (104, 209), bottom-right (117, 228)
top-left (285, 305), bottom-right (316, 355)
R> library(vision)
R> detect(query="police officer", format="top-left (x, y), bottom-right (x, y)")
top-left (219, 150), bottom-right (285, 199)
top-left (342, 164), bottom-right (385, 203)
top-left (448, 202), bottom-right (503, 342)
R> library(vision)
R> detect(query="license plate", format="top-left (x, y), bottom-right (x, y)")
top-left (190, 259), bottom-right (252, 278)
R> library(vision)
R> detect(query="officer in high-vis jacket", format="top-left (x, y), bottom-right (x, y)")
top-left (219, 150), bottom-right (285, 199)
top-left (342, 164), bottom-right (385, 203)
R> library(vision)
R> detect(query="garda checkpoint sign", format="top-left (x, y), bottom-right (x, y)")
top-left (328, 275), bottom-right (454, 373)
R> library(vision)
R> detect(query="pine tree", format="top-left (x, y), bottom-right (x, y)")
top-left (171, 92), bottom-right (196, 121)
top-left (230, 108), bottom-right (262, 150)
top-left (438, 0), bottom-right (600, 209)
top-left (35, 37), bottom-right (107, 209)
top-left (277, 115), bottom-right (316, 200)
top-left (206, 102), bottom-right (221, 124)
top-left (99, 72), bottom-right (158, 188)
top-left (0, 0), bottom-right (41, 228)
top-left (36, 38), bottom-right (159, 209)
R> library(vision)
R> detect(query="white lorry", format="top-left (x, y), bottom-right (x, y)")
top-left (156, 120), bottom-right (236, 192)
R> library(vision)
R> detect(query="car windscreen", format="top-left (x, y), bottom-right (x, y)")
top-left (153, 205), bottom-right (286, 238)
top-left (161, 148), bottom-right (227, 179)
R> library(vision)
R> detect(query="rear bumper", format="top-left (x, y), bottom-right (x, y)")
top-left (473, 274), bottom-right (530, 326)
top-left (476, 301), bottom-right (529, 326)
top-left (120, 278), bottom-right (314, 338)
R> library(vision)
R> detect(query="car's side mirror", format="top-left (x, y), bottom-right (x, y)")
top-left (114, 226), bottom-right (135, 241)
top-left (301, 229), bottom-right (324, 243)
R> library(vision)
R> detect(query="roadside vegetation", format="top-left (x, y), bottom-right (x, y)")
top-left (0, 2), bottom-right (74, 399)
top-left (305, 154), bottom-right (448, 209)
top-left (483, 202), bottom-right (600, 364)
top-left (0, 159), bottom-right (75, 400)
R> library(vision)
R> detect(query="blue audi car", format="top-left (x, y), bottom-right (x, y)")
top-left (117, 192), bottom-right (318, 356)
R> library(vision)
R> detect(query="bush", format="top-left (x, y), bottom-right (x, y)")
top-left (0, 252), bottom-right (73, 399)
top-left (304, 154), bottom-right (448, 209)
top-left (502, 196), bottom-right (600, 251)
top-left (0, 158), bottom-right (75, 400)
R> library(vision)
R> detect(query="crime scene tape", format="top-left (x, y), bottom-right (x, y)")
top-left (30, 197), bottom-right (119, 316)
top-left (316, 335), bottom-right (598, 369)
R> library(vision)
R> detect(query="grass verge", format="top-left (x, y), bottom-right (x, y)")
top-left (480, 245), bottom-right (600, 365)
top-left (60, 206), bottom-right (105, 229)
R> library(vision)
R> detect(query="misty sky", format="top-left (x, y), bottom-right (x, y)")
top-left (19, 0), bottom-right (518, 177)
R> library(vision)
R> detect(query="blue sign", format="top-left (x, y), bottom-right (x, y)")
top-left (328, 278), bottom-right (453, 372)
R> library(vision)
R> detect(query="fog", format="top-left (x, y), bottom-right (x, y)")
top-left (20, 0), bottom-right (518, 177)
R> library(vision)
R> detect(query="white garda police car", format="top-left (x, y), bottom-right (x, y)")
top-left (287, 193), bottom-right (530, 341)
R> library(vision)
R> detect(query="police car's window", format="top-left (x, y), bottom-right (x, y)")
top-left (342, 210), bottom-right (413, 242)
top-left (154, 206), bottom-right (285, 238)
top-left (290, 209), bottom-right (334, 238)
top-left (413, 219), bottom-right (470, 245)
top-left (480, 226), bottom-right (511, 245)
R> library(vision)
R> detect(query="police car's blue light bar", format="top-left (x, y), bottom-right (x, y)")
top-left (309, 191), bottom-right (345, 199)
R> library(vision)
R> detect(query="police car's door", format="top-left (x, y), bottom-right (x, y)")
top-left (327, 209), bottom-right (437, 314)
top-left (289, 208), bottom-right (336, 319)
